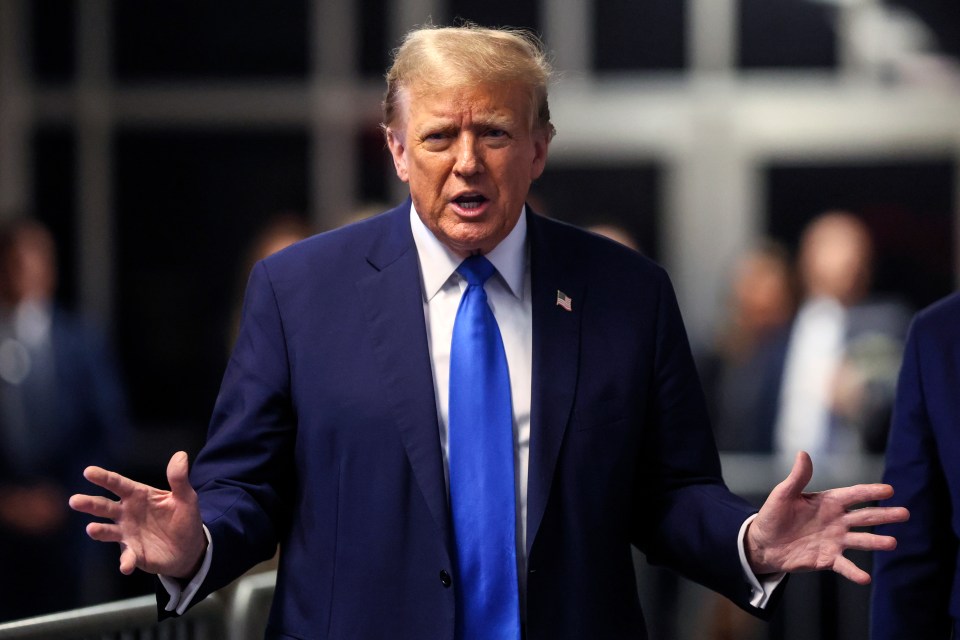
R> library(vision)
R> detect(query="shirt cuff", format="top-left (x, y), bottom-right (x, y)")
top-left (159, 524), bottom-right (213, 615)
top-left (738, 513), bottom-right (786, 609)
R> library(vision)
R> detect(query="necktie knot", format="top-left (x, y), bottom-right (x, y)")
top-left (457, 255), bottom-right (495, 287)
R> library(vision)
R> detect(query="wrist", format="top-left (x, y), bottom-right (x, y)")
top-left (172, 527), bottom-right (209, 580)
top-left (744, 520), bottom-right (775, 575)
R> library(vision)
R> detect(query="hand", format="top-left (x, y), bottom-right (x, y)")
top-left (68, 451), bottom-right (207, 579)
top-left (745, 451), bottom-right (909, 584)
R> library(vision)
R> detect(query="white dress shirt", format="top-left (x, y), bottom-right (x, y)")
top-left (775, 297), bottom-right (847, 458)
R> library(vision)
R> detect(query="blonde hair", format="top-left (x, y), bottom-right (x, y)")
top-left (382, 23), bottom-right (555, 138)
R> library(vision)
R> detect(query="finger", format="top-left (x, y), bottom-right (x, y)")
top-left (86, 521), bottom-right (124, 544)
top-left (843, 531), bottom-right (898, 552)
top-left (832, 555), bottom-right (871, 585)
top-left (844, 505), bottom-right (910, 528)
top-left (166, 451), bottom-right (195, 501)
top-left (775, 450), bottom-right (813, 498)
top-left (119, 545), bottom-right (138, 576)
top-left (82, 466), bottom-right (140, 500)
top-left (69, 494), bottom-right (122, 520)
top-left (826, 483), bottom-right (896, 507)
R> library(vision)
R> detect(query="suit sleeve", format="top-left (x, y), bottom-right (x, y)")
top-left (632, 268), bottom-right (781, 617)
top-left (171, 260), bottom-right (298, 609)
top-left (871, 316), bottom-right (957, 639)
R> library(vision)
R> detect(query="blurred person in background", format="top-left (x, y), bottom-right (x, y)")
top-left (696, 240), bottom-right (797, 640)
top-left (0, 218), bottom-right (129, 620)
top-left (699, 239), bottom-right (798, 454)
top-left (586, 222), bottom-right (640, 253)
top-left (774, 211), bottom-right (910, 461)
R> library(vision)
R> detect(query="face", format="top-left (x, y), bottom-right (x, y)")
top-left (0, 233), bottom-right (56, 305)
top-left (801, 219), bottom-right (872, 305)
top-left (386, 81), bottom-right (550, 256)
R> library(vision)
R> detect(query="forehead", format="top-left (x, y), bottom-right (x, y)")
top-left (400, 81), bottom-right (533, 126)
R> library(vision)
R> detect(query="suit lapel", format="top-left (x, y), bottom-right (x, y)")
top-left (525, 212), bottom-right (584, 556)
top-left (356, 204), bottom-right (452, 553)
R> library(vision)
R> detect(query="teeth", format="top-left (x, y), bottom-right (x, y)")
top-left (455, 195), bottom-right (485, 210)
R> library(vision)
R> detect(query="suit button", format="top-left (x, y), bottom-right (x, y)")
top-left (439, 570), bottom-right (452, 587)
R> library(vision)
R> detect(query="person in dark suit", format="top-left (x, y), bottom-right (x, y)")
top-left (0, 219), bottom-right (128, 619)
top-left (698, 239), bottom-right (797, 454)
top-left (871, 292), bottom-right (960, 639)
top-left (70, 24), bottom-right (907, 639)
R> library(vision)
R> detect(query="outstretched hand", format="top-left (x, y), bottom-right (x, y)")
top-left (68, 451), bottom-right (207, 579)
top-left (745, 451), bottom-right (909, 584)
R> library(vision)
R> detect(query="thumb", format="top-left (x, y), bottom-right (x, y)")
top-left (776, 450), bottom-right (813, 498)
top-left (166, 451), bottom-right (194, 500)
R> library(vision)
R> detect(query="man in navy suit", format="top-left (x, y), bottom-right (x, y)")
top-left (71, 24), bottom-right (907, 639)
top-left (871, 292), bottom-right (960, 639)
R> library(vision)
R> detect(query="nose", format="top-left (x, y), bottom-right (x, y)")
top-left (453, 135), bottom-right (483, 177)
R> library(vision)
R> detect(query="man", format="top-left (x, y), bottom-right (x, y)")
top-left (70, 25), bottom-right (907, 639)
top-left (774, 212), bottom-right (910, 459)
top-left (871, 292), bottom-right (960, 639)
top-left (0, 219), bottom-right (128, 619)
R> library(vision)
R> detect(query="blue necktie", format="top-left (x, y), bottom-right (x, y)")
top-left (448, 255), bottom-right (520, 640)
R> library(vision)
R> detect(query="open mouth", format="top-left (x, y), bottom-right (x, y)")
top-left (453, 194), bottom-right (488, 211)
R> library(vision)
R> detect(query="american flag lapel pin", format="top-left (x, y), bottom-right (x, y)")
top-left (556, 289), bottom-right (573, 312)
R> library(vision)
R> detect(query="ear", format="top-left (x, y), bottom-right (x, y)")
top-left (529, 128), bottom-right (550, 181)
top-left (385, 128), bottom-right (410, 183)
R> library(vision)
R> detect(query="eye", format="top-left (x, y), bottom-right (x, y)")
top-left (485, 129), bottom-right (507, 138)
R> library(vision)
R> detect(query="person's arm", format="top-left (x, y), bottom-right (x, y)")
top-left (631, 267), bottom-right (785, 615)
top-left (870, 317), bottom-right (957, 639)
top-left (68, 451), bottom-right (208, 580)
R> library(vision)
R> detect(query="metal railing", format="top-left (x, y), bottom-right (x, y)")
top-left (0, 592), bottom-right (225, 640)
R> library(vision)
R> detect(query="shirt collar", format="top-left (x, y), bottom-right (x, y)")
top-left (409, 203), bottom-right (527, 301)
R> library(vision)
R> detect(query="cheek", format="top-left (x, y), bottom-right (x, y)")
top-left (409, 154), bottom-right (450, 186)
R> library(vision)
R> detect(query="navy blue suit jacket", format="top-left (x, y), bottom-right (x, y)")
top-left (872, 292), bottom-right (960, 639)
top-left (185, 202), bottom-right (770, 639)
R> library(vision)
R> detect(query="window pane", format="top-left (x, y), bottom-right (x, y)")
top-left (113, 1), bottom-right (309, 81)
top-left (114, 129), bottom-right (309, 428)
top-left (446, 0), bottom-right (539, 32)
top-left (30, 0), bottom-right (75, 83)
top-left (31, 127), bottom-right (77, 306)
top-left (738, 0), bottom-right (837, 70)
top-left (594, 1), bottom-right (685, 72)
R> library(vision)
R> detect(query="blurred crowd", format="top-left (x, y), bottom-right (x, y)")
top-left (699, 211), bottom-right (910, 462)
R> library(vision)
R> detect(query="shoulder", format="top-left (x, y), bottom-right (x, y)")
top-left (259, 202), bottom-right (411, 280)
top-left (916, 290), bottom-right (960, 324)
top-left (911, 291), bottom-right (960, 343)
